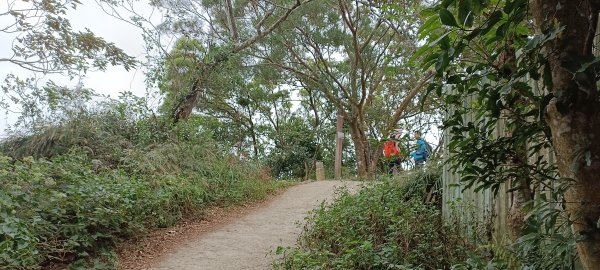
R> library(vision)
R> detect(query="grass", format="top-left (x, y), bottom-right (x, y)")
top-left (0, 112), bottom-right (291, 269)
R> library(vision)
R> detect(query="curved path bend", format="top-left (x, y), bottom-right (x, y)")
top-left (146, 180), bottom-right (364, 270)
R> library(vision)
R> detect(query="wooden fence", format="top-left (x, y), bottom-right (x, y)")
top-left (440, 79), bottom-right (560, 241)
top-left (441, 114), bottom-right (510, 239)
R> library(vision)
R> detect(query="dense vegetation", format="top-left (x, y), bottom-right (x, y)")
top-left (274, 165), bottom-right (483, 269)
top-left (3, 0), bottom-right (600, 269)
top-left (0, 96), bottom-right (285, 269)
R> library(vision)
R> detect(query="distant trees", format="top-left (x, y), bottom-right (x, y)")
top-left (147, 0), bottom-right (438, 178)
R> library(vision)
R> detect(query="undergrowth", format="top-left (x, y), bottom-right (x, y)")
top-left (274, 165), bottom-right (479, 269)
top-left (0, 109), bottom-right (286, 269)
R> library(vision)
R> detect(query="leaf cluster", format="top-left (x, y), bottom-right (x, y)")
top-left (2, 0), bottom-right (136, 74)
top-left (415, 0), bottom-right (583, 268)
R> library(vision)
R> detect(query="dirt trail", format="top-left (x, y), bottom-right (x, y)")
top-left (145, 180), bottom-right (363, 270)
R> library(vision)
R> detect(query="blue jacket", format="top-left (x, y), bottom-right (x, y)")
top-left (410, 139), bottom-right (427, 160)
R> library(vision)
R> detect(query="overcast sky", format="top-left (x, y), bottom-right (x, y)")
top-left (0, 1), bottom-right (161, 136)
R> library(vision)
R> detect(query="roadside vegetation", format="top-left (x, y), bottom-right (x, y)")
top-left (274, 165), bottom-right (485, 269)
top-left (0, 94), bottom-right (286, 269)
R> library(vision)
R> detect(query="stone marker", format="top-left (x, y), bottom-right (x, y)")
top-left (315, 161), bottom-right (325, 181)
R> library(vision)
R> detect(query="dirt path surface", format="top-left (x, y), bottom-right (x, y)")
top-left (144, 180), bottom-right (363, 270)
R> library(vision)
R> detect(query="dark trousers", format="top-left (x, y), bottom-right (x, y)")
top-left (388, 157), bottom-right (401, 174)
top-left (414, 158), bottom-right (425, 168)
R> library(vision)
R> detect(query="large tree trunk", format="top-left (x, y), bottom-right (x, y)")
top-left (530, 1), bottom-right (600, 268)
top-left (348, 118), bottom-right (374, 179)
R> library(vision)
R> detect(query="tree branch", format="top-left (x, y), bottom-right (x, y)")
top-left (384, 70), bottom-right (434, 135)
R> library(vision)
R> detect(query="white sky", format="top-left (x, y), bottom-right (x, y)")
top-left (0, 1), bottom-right (160, 136)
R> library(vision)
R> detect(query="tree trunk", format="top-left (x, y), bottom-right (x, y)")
top-left (507, 120), bottom-right (534, 239)
top-left (531, 1), bottom-right (600, 268)
top-left (501, 44), bottom-right (533, 240)
top-left (368, 144), bottom-right (384, 175)
top-left (508, 178), bottom-right (533, 239)
top-left (348, 118), bottom-right (374, 179)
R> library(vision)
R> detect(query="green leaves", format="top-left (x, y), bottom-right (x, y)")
top-left (439, 9), bottom-right (459, 27)
top-left (458, 0), bottom-right (474, 27)
top-left (4, 0), bottom-right (136, 75)
top-left (0, 95), bottom-right (285, 268)
top-left (274, 176), bottom-right (480, 269)
top-left (439, 0), bottom-right (481, 29)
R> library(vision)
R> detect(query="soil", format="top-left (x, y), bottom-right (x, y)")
top-left (117, 180), bottom-right (363, 270)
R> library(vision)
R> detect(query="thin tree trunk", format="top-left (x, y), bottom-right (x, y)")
top-left (500, 43), bottom-right (533, 240)
top-left (530, 1), bottom-right (600, 268)
top-left (368, 144), bottom-right (384, 175)
top-left (246, 106), bottom-right (259, 158)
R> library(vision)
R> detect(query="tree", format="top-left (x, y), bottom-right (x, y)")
top-left (255, 0), bottom-right (434, 178)
top-left (1, 0), bottom-right (135, 74)
top-left (530, 2), bottom-right (600, 267)
top-left (137, 0), bottom-right (312, 122)
top-left (158, 36), bottom-right (299, 160)
top-left (418, 0), bottom-right (600, 267)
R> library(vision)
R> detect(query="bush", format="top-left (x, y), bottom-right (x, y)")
top-left (274, 170), bottom-right (477, 270)
top-left (0, 103), bottom-right (286, 269)
top-left (0, 146), bottom-right (283, 269)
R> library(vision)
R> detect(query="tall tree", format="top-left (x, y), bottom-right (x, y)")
top-left (255, 0), bottom-right (432, 178)
top-left (529, 1), bottom-right (600, 267)
top-left (139, 0), bottom-right (312, 122)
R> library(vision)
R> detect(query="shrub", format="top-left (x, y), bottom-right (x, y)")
top-left (0, 89), bottom-right (293, 268)
top-left (0, 148), bottom-right (283, 269)
top-left (0, 106), bottom-right (286, 268)
top-left (274, 171), bottom-right (477, 270)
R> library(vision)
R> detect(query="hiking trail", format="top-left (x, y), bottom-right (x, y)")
top-left (125, 180), bottom-right (363, 270)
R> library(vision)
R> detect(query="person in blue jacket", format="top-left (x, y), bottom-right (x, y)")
top-left (409, 131), bottom-right (428, 168)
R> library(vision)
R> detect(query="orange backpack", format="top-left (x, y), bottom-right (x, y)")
top-left (383, 141), bottom-right (400, 157)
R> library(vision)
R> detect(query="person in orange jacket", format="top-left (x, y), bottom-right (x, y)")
top-left (383, 129), bottom-right (403, 174)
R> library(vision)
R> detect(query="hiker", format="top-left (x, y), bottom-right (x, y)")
top-left (383, 129), bottom-right (402, 174)
top-left (409, 131), bottom-right (430, 168)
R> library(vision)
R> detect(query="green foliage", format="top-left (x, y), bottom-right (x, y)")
top-left (274, 167), bottom-right (477, 269)
top-left (417, 0), bottom-right (548, 192)
top-left (508, 182), bottom-right (580, 269)
top-left (266, 116), bottom-right (321, 179)
top-left (0, 95), bottom-right (284, 269)
top-left (415, 0), bottom-right (581, 268)
top-left (2, 0), bottom-right (136, 74)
